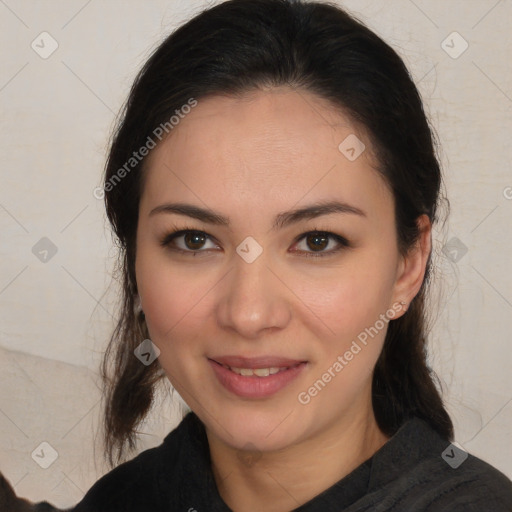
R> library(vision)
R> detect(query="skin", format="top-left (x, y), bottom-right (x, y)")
top-left (135, 86), bottom-right (431, 512)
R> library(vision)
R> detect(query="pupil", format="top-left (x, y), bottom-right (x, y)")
top-left (185, 232), bottom-right (206, 250)
top-left (307, 233), bottom-right (328, 251)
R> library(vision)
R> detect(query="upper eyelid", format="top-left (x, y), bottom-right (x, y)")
top-left (161, 229), bottom-right (220, 247)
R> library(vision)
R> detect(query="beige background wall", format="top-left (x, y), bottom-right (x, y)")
top-left (1, 0), bottom-right (511, 507)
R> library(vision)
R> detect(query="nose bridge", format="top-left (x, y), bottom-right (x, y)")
top-left (216, 248), bottom-right (290, 337)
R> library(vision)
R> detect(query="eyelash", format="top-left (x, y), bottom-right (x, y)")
top-left (159, 225), bottom-right (350, 258)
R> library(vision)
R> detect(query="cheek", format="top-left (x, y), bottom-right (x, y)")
top-left (292, 253), bottom-right (397, 387)
top-left (136, 255), bottom-right (211, 394)
top-left (296, 257), bottom-right (395, 337)
top-left (297, 272), bottom-right (393, 406)
top-left (135, 247), bottom-right (205, 342)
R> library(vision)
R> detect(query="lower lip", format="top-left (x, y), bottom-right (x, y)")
top-left (208, 360), bottom-right (307, 399)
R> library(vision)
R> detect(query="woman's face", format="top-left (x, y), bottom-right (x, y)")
top-left (135, 87), bottom-right (413, 452)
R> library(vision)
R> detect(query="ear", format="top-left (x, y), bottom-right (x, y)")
top-left (134, 293), bottom-right (143, 314)
top-left (391, 214), bottom-right (431, 318)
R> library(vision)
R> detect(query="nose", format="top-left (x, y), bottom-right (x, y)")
top-left (216, 252), bottom-right (292, 339)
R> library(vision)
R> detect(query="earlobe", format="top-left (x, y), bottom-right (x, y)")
top-left (134, 294), bottom-right (144, 315)
top-left (392, 214), bottom-right (432, 312)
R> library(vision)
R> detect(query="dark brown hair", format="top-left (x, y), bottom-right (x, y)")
top-left (100, 0), bottom-right (453, 467)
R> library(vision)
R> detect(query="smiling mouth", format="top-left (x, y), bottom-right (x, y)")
top-left (215, 361), bottom-right (302, 377)
top-left (208, 358), bottom-right (307, 398)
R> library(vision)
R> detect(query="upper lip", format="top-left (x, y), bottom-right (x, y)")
top-left (209, 355), bottom-right (306, 369)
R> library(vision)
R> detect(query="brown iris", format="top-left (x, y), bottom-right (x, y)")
top-left (306, 233), bottom-right (329, 251)
top-left (184, 232), bottom-right (207, 250)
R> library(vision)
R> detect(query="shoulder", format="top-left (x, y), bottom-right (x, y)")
top-left (369, 417), bottom-right (512, 512)
top-left (421, 451), bottom-right (512, 511)
top-left (73, 413), bottom-right (197, 512)
top-left (73, 443), bottom-right (166, 512)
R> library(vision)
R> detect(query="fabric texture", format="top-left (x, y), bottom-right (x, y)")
top-left (2, 412), bottom-right (512, 511)
top-left (74, 412), bottom-right (512, 511)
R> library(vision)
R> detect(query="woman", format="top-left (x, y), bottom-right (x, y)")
top-left (3, 0), bottom-right (512, 510)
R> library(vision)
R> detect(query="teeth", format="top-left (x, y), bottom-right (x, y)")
top-left (227, 366), bottom-right (286, 377)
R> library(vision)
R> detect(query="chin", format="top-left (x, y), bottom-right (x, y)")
top-left (203, 400), bottom-right (307, 452)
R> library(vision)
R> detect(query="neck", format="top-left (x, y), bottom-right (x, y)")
top-left (206, 402), bottom-right (389, 512)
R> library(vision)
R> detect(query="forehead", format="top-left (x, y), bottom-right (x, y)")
top-left (140, 87), bottom-right (392, 224)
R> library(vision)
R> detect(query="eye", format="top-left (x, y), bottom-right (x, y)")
top-left (160, 228), bottom-right (349, 257)
top-left (291, 231), bottom-right (349, 257)
top-left (160, 229), bottom-right (220, 254)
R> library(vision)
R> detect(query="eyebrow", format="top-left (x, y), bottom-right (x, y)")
top-left (149, 201), bottom-right (366, 229)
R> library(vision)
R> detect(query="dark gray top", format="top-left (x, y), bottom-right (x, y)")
top-left (67, 411), bottom-right (512, 511)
